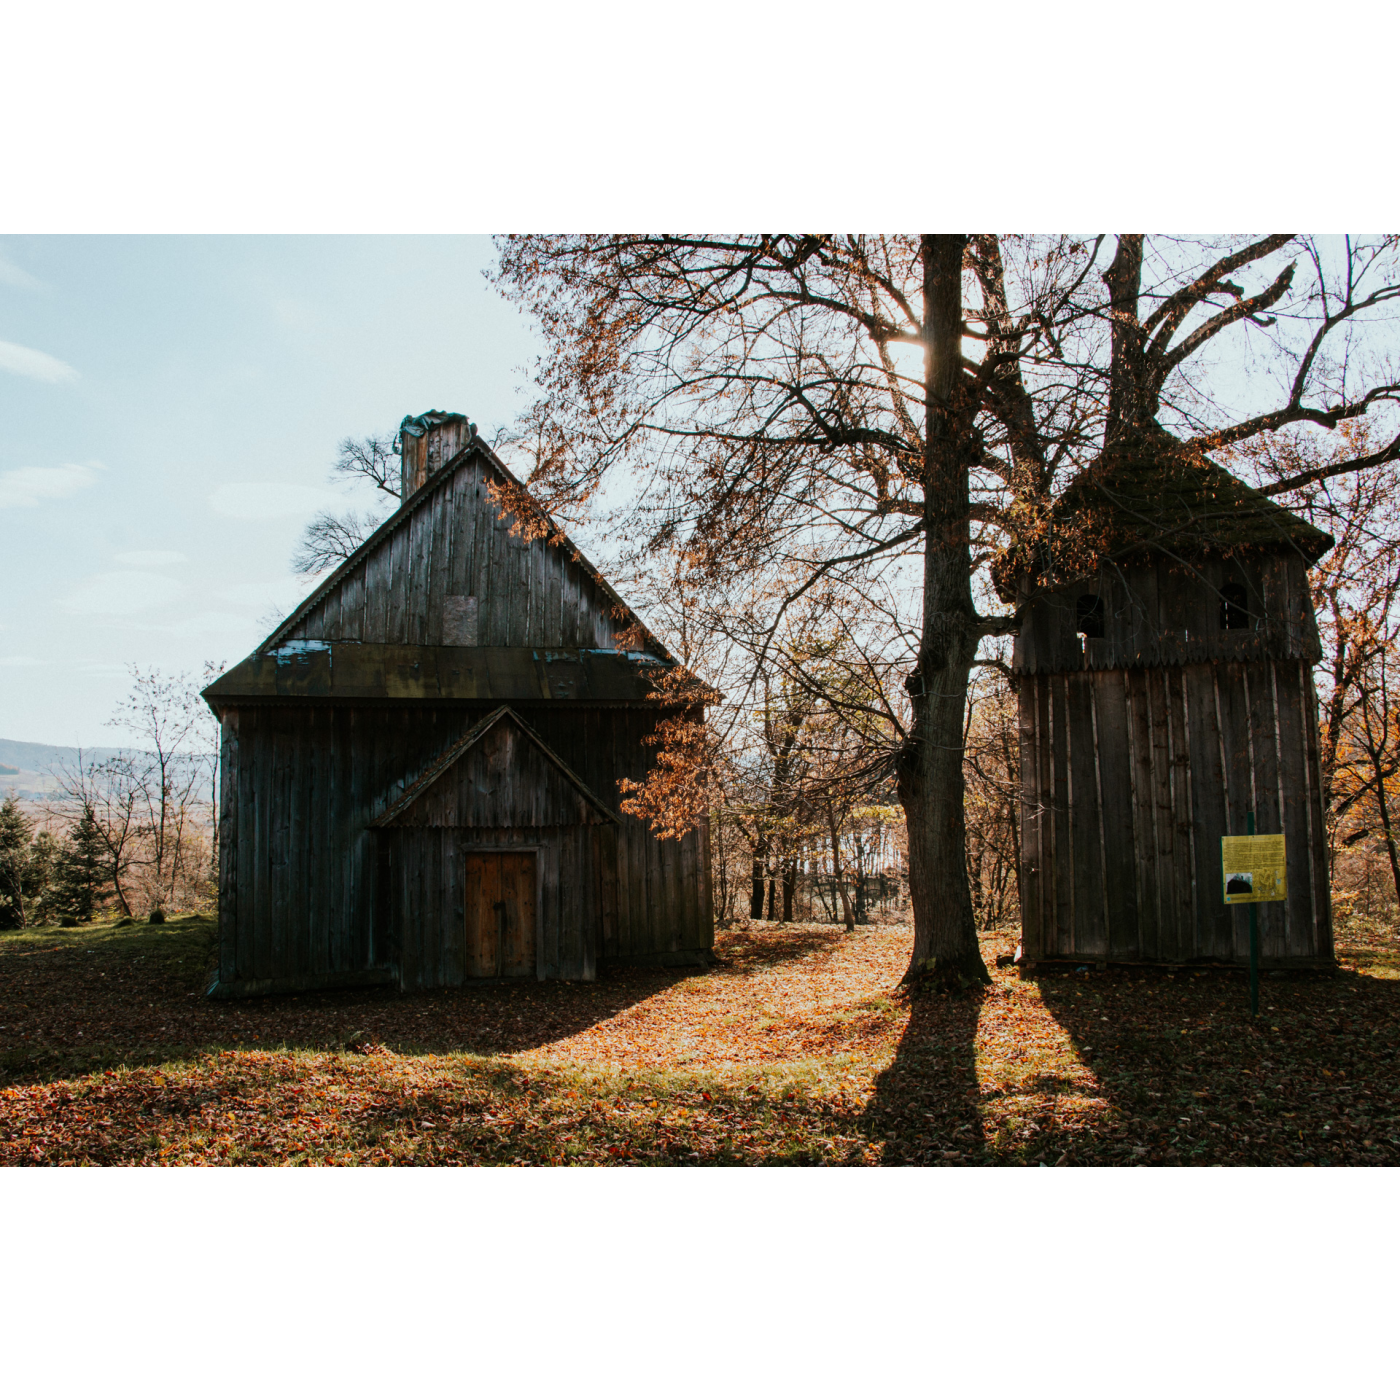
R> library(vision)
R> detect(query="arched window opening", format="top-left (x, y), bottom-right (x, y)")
top-left (1220, 582), bottom-right (1250, 630)
top-left (1076, 594), bottom-right (1105, 639)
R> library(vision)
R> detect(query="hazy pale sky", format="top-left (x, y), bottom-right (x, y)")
top-left (0, 236), bottom-right (542, 746)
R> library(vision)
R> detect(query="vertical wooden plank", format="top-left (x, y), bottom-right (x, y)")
top-left (398, 828), bottom-right (418, 990)
top-left (1216, 663), bottom-right (1254, 960)
top-left (270, 711), bottom-right (294, 980)
top-left (237, 708), bottom-right (260, 982)
top-left (1171, 670), bottom-right (1200, 956)
top-left (500, 850), bottom-right (534, 976)
top-left (1066, 672), bottom-right (1106, 958)
top-left (319, 590), bottom-right (340, 643)
top-left (545, 544), bottom-right (563, 646)
top-left (1249, 662), bottom-right (1285, 960)
top-left (330, 707), bottom-right (350, 972)
top-left (362, 542), bottom-right (385, 642)
top-left (464, 850), bottom-right (483, 977)
top-left (677, 814), bottom-right (700, 952)
top-left (1088, 677), bottom-right (1113, 952)
top-left (1269, 661), bottom-right (1306, 959)
top-left (1157, 559), bottom-right (1191, 662)
top-left (253, 710), bottom-right (275, 981)
top-left (427, 479), bottom-right (449, 646)
top-left (449, 468), bottom-right (473, 601)
top-left (1146, 670), bottom-right (1177, 960)
top-left (1124, 669), bottom-right (1160, 960)
top-left (439, 828), bottom-right (458, 985)
top-left (479, 488), bottom-right (500, 645)
top-left (1052, 674), bottom-right (1075, 954)
top-left (1017, 677), bottom-right (1042, 960)
top-left (409, 495), bottom-right (429, 645)
top-left (300, 708), bottom-right (321, 979)
top-left (342, 565), bottom-right (364, 641)
top-left (1184, 665), bottom-right (1231, 960)
top-left (374, 538), bottom-right (393, 642)
top-left (1036, 674), bottom-right (1057, 958)
top-left (386, 521), bottom-right (407, 643)
top-left (1301, 663), bottom-right (1333, 957)
top-left (545, 833), bottom-right (563, 979)
top-left (515, 518), bottom-right (531, 648)
top-left (1092, 671), bottom-right (1138, 960)
top-left (598, 824), bottom-right (620, 960)
top-left (218, 711), bottom-right (240, 984)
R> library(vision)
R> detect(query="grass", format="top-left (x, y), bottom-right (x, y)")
top-left (2, 910), bottom-right (1398, 1165)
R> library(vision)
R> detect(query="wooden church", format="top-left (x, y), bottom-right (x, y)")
top-left (203, 410), bottom-right (714, 997)
top-left (998, 427), bottom-right (1335, 969)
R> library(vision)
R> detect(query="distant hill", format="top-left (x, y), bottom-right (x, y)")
top-left (0, 738), bottom-right (128, 774)
top-left (0, 738), bottom-right (202, 802)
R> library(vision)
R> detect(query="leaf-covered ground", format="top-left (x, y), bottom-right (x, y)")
top-left (2, 912), bottom-right (1398, 1165)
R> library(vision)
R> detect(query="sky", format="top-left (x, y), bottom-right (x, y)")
top-left (0, 236), bottom-right (544, 747)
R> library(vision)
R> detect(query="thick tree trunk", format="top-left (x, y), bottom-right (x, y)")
top-left (1103, 235), bottom-right (1151, 441)
top-left (781, 860), bottom-right (795, 922)
top-left (898, 235), bottom-right (991, 987)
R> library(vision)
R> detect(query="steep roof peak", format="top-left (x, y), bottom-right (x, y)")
top-left (994, 426), bottom-right (1334, 599)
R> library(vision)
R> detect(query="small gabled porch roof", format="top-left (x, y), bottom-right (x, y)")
top-left (370, 705), bottom-right (619, 829)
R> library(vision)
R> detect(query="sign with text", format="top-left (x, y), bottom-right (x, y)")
top-left (1221, 834), bottom-right (1287, 904)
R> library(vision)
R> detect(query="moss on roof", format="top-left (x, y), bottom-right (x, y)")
top-left (993, 427), bottom-right (1333, 601)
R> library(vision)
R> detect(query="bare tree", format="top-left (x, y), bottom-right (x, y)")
top-left (292, 433), bottom-right (401, 574)
top-left (88, 669), bottom-right (214, 918)
top-left (49, 750), bottom-right (144, 917)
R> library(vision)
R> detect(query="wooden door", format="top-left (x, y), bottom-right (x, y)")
top-left (464, 851), bottom-right (537, 978)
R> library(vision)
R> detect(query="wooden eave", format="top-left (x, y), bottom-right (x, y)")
top-left (370, 705), bottom-right (620, 828)
top-left (255, 438), bottom-right (677, 665)
top-left (201, 643), bottom-right (673, 713)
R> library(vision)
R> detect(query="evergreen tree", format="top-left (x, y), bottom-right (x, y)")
top-left (52, 805), bottom-right (113, 922)
top-left (0, 796), bottom-right (34, 929)
top-left (28, 830), bottom-right (60, 923)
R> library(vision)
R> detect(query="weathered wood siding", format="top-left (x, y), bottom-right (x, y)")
top-left (1018, 659), bottom-right (1332, 966)
top-left (383, 825), bottom-right (613, 986)
top-left (274, 455), bottom-right (646, 654)
top-left (383, 718), bottom-right (610, 830)
top-left (215, 704), bottom-right (711, 993)
top-left (1013, 555), bottom-right (1321, 675)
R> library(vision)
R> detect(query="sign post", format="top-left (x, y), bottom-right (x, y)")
top-left (1221, 813), bottom-right (1286, 1017)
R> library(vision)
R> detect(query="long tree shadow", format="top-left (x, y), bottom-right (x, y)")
top-left (1032, 960), bottom-right (1400, 1166)
top-left (856, 982), bottom-right (987, 1166)
top-left (0, 918), bottom-right (696, 1088)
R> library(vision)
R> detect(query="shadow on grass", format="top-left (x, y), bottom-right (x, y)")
top-left (1030, 957), bottom-right (1400, 1166)
top-left (0, 915), bottom-right (695, 1089)
top-left (856, 982), bottom-right (987, 1166)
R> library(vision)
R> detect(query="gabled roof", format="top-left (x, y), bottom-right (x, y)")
top-left (257, 434), bottom-right (675, 664)
top-left (370, 705), bottom-right (618, 828)
top-left (994, 426), bottom-right (1334, 600)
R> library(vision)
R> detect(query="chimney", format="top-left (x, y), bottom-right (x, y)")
top-left (398, 411), bottom-right (477, 499)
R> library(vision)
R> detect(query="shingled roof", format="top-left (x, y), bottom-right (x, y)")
top-left (994, 426), bottom-right (1334, 601)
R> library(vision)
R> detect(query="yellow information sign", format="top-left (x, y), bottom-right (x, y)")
top-left (1221, 834), bottom-right (1287, 904)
